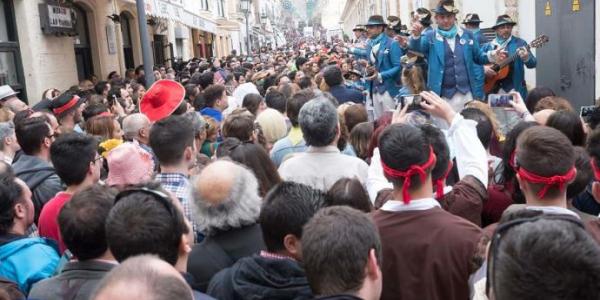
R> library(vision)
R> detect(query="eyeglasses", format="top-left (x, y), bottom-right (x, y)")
top-left (485, 214), bottom-right (584, 298)
top-left (114, 187), bottom-right (179, 222)
top-left (92, 155), bottom-right (103, 164)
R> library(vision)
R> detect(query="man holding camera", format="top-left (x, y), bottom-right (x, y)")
top-left (339, 15), bottom-right (405, 119)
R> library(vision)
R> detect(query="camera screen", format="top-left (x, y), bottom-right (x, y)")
top-left (489, 94), bottom-right (513, 108)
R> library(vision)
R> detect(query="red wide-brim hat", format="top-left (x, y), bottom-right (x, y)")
top-left (140, 80), bottom-right (185, 122)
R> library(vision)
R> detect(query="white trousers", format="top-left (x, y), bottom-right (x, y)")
top-left (372, 92), bottom-right (396, 120)
top-left (434, 92), bottom-right (474, 129)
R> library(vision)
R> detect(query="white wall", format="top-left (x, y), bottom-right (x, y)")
top-left (14, 0), bottom-right (79, 104)
top-left (518, 0), bottom-right (536, 87)
top-left (461, 0), bottom-right (503, 25)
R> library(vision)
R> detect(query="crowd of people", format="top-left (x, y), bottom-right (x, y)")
top-left (1, 0), bottom-right (600, 299)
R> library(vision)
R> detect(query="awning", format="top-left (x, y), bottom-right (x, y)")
top-left (145, 0), bottom-right (217, 33)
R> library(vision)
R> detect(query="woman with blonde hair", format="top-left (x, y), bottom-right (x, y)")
top-left (256, 108), bottom-right (287, 151)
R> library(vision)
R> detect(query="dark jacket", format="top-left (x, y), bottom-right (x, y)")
top-left (314, 295), bottom-right (363, 300)
top-left (12, 154), bottom-right (62, 223)
top-left (328, 85), bottom-right (364, 105)
top-left (182, 272), bottom-right (217, 300)
top-left (207, 255), bottom-right (312, 300)
top-left (28, 260), bottom-right (116, 300)
top-left (187, 223), bottom-right (266, 292)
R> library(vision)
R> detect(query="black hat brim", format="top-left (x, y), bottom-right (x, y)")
top-left (492, 21), bottom-right (517, 29)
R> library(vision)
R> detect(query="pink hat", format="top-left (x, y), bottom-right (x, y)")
top-left (106, 142), bottom-right (155, 187)
top-left (139, 80), bottom-right (185, 122)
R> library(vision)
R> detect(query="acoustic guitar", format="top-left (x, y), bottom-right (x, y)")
top-left (484, 35), bottom-right (549, 94)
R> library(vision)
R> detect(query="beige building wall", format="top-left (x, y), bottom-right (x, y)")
top-left (13, 0), bottom-right (78, 103)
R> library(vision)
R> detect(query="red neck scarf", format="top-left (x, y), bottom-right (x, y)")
top-left (517, 166), bottom-right (576, 199)
top-left (381, 146), bottom-right (436, 204)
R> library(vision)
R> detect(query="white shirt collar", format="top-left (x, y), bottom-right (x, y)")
top-left (381, 197), bottom-right (441, 212)
top-left (526, 206), bottom-right (580, 219)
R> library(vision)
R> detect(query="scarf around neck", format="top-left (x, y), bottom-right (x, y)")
top-left (437, 25), bottom-right (458, 39)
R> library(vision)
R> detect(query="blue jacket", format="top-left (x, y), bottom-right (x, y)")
top-left (350, 34), bottom-right (405, 97)
top-left (329, 85), bottom-right (364, 104)
top-left (0, 236), bottom-right (60, 294)
top-left (481, 36), bottom-right (537, 99)
top-left (409, 28), bottom-right (490, 100)
top-left (470, 29), bottom-right (487, 98)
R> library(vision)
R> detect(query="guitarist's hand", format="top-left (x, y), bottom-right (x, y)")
top-left (492, 48), bottom-right (509, 62)
top-left (484, 66), bottom-right (497, 78)
top-left (517, 47), bottom-right (530, 62)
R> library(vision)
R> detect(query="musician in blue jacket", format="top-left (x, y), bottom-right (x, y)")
top-left (409, 0), bottom-right (504, 124)
top-left (481, 15), bottom-right (537, 99)
top-left (342, 15), bottom-right (405, 119)
top-left (462, 13), bottom-right (486, 99)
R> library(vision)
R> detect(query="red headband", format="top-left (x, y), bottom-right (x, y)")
top-left (591, 158), bottom-right (600, 181)
top-left (52, 96), bottom-right (80, 115)
top-left (517, 166), bottom-right (576, 199)
top-left (381, 146), bottom-right (437, 204)
top-left (434, 160), bottom-right (453, 199)
top-left (97, 112), bottom-right (113, 118)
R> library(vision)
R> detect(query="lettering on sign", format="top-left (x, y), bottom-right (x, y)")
top-left (545, 1), bottom-right (552, 16)
top-left (47, 5), bottom-right (73, 28)
top-left (572, 0), bottom-right (580, 12)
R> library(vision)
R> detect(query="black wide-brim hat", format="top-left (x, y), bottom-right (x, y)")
top-left (363, 15), bottom-right (387, 26)
top-left (492, 14), bottom-right (517, 29)
top-left (432, 0), bottom-right (459, 15)
top-left (463, 13), bottom-right (483, 24)
top-left (415, 8), bottom-right (432, 26)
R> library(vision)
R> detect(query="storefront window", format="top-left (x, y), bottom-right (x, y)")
top-left (0, 1), bottom-right (8, 42)
top-left (0, 0), bottom-right (25, 99)
top-left (0, 52), bottom-right (17, 86)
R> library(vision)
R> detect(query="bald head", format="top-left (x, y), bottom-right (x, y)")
top-left (191, 160), bottom-right (262, 233)
top-left (92, 255), bottom-right (193, 300)
top-left (123, 113), bottom-right (151, 143)
top-left (195, 160), bottom-right (238, 205)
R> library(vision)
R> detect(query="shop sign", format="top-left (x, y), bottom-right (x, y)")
top-left (39, 2), bottom-right (77, 35)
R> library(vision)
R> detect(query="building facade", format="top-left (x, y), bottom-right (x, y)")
top-left (1, 0), bottom-right (285, 105)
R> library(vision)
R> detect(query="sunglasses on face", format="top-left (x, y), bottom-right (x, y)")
top-left (114, 187), bottom-right (177, 220)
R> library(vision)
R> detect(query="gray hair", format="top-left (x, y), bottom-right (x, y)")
top-left (298, 95), bottom-right (339, 147)
top-left (122, 113), bottom-right (150, 141)
top-left (181, 111), bottom-right (207, 136)
top-left (191, 163), bottom-right (262, 234)
top-left (0, 122), bottom-right (15, 151)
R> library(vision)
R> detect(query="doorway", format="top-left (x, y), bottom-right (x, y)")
top-left (73, 4), bottom-right (94, 81)
top-left (120, 12), bottom-right (135, 70)
top-left (535, 0), bottom-right (595, 108)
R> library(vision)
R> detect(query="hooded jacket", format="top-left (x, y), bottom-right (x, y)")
top-left (207, 255), bottom-right (312, 300)
top-left (12, 154), bottom-right (63, 222)
top-left (0, 234), bottom-right (60, 294)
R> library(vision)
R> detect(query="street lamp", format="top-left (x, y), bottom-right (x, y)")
top-left (240, 0), bottom-right (252, 55)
